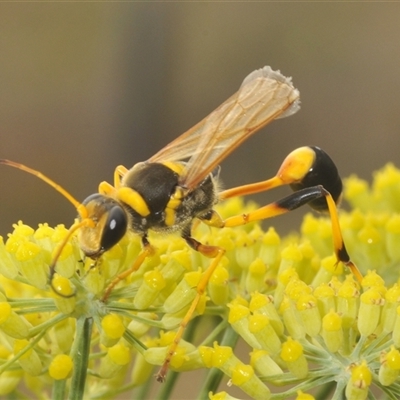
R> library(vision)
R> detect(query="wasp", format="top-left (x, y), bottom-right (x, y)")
top-left (0, 66), bottom-right (362, 382)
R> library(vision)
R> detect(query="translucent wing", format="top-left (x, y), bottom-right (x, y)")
top-left (149, 66), bottom-right (300, 190)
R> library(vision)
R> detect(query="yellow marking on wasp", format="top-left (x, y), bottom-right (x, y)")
top-left (164, 187), bottom-right (185, 226)
top-left (166, 198), bottom-right (181, 210)
top-left (164, 208), bottom-right (176, 226)
top-left (277, 146), bottom-right (315, 183)
top-left (162, 161), bottom-right (185, 176)
top-left (117, 187), bottom-right (150, 217)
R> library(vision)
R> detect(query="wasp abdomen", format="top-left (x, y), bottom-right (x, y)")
top-left (288, 146), bottom-right (343, 212)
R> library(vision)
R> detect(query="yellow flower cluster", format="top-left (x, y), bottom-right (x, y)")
top-left (0, 164), bottom-right (400, 399)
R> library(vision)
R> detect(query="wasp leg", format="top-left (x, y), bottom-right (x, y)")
top-left (101, 236), bottom-right (153, 302)
top-left (220, 175), bottom-right (284, 200)
top-left (156, 236), bottom-right (225, 382)
top-left (98, 181), bottom-right (116, 195)
top-left (223, 185), bottom-right (362, 283)
top-left (184, 234), bottom-right (222, 258)
top-left (113, 165), bottom-right (129, 188)
top-left (98, 165), bottom-right (129, 194)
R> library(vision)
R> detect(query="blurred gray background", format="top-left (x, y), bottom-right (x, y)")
top-left (1, 3), bottom-right (400, 237)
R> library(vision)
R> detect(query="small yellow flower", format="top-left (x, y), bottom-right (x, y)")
top-left (49, 354), bottom-right (73, 380)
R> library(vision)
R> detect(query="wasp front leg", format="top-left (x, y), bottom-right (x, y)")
top-left (101, 236), bottom-right (154, 302)
top-left (98, 165), bottom-right (129, 195)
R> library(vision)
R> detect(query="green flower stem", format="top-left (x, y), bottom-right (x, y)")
top-left (197, 324), bottom-right (239, 400)
top-left (123, 328), bottom-right (147, 354)
top-left (331, 381), bottom-right (346, 400)
top-left (52, 377), bottom-right (67, 400)
top-left (8, 298), bottom-right (54, 308)
top-left (68, 316), bottom-right (93, 400)
top-left (269, 376), bottom-right (336, 399)
top-left (314, 381), bottom-right (336, 400)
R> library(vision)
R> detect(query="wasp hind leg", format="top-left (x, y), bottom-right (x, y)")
top-left (155, 233), bottom-right (225, 382)
top-left (218, 146), bottom-right (362, 283)
top-left (222, 185), bottom-right (362, 283)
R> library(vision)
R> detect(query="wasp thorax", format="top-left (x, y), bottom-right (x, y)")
top-left (78, 194), bottom-right (128, 258)
top-left (118, 162), bottom-right (218, 236)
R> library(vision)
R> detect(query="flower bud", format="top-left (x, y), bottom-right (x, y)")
top-left (358, 288), bottom-right (384, 337)
top-left (248, 314), bottom-right (281, 355)
top-left (209, 265), bottom-right (230, 306)
top-left (53, 318), bottom-right (75, 353)
top-left (280, 337), bottom-right (308, 379)
top-left (246, 258), bottom-right (267, 293)
top-left (230, 363), bottom-right (271, 400)
top-left (259, 227), bottom-right (280, 267)
top-left (378, 346), bottom-right (400, 386)
top-left (49, 354), bottom-right (73, 380)
top-left (127, 312), bottom-right (155, 338)
top-left (296, 294), bottom-right (321, 337)
top-left (279, 296), bottom-right (305, 340)
top-left (0, 236), bottom-right (19, 279)
top-left (163, 270), bottom-right (201, 314)
top-left (228, 303), bottom-right (259, 348)
top-left (101, 314), bottom-right (126, 347)
top-left (249, 292), bottom-right (283, 336)
top-left (52, 241), bottom-right (77, 279)
top-left (134, 269), bottom-right (166, 309)
top-left (0, 302), bottom-right (30, 339)
top-left (15, 240), bottom-right (48, 289)
top-left (98, 343), bottom-right (131, 378)
top-left (345, 361), bottom-right (371, 400)
top-left (382, 284), bottom-right (400, 333)
top-left (145, 340), bottom-right (202, 371)
top-left (250, 350), bottom-right (283, 376)
top-left (314, 282), bottom-right (336, 317)
top-left (321, 310), bottom-right (343, 353)
top-left (337, 279), bottom-right (359, 329)
top-left (52, 275), bottom-right (76, 314)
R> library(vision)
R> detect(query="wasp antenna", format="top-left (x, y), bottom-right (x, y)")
top-left (0, 159), bottom-right (87, 218)
top-left (49, 219), bottom-right (93, 297)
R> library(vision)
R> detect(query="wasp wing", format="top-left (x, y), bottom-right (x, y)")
top-left (149, 66), bottom-right (300, 190)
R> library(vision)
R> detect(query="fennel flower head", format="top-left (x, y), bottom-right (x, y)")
top-left (1, 164), bottom-right (400, 400)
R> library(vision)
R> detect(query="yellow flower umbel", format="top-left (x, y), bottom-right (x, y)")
top-left (1, 164), bottom-right (400, 399)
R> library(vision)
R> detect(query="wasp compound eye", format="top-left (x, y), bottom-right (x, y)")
top-left (100, 205), bottom-right (128, 252)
